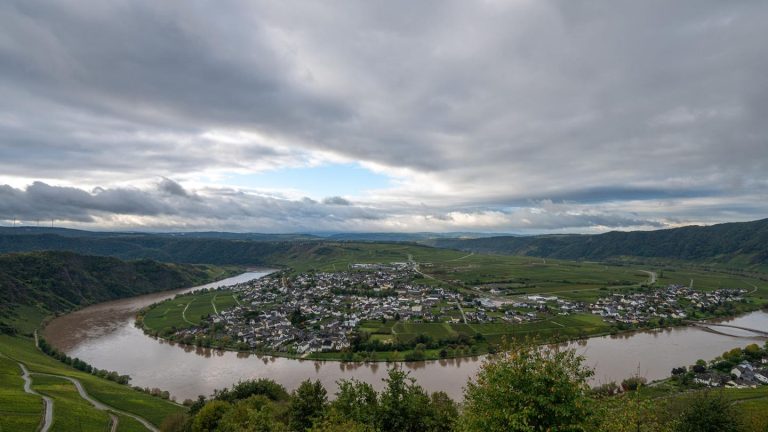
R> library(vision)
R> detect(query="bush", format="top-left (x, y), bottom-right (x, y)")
top-left (460, 342), bottom-right (594, 431)
top-left (621, 376), bottom-right (647, 391)
top-left (674, 392), bottom-right (744, 432)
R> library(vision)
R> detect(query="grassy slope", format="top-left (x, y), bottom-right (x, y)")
top-left (143, 289), bottom-right (240, 331)
top-left (0, 335), bottom-right (185, 428)
top-left (0, 355), bottom-right (42, 432)
top-left (32, 374), bottom-right (112, 432)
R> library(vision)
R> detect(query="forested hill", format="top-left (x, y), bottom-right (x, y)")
top-left (0, 233), bottom-right (303, 265)
top-left (0, 251), bottom-right (231, 331)
top-left (429, 218), bottom-right (768, 266)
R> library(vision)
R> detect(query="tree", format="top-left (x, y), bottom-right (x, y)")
top-left (329, 379), bottom-right (378, 426)
top-left (378, 368), bottom-right (434, 432)
top-left (460, 342), bottom-right (594, 432)
top-left (217, 395), bottom-right (288, 432)
top-left (309, 410), bottom-right (372, 432)
top-left (289, 380), bottom-right (328, 431)
top-left (192, 400), bottom-right (232, 432)
top-left (426, 391), bottom-right (458, 432)
top-left (674, 392), bottom-right (743, 432)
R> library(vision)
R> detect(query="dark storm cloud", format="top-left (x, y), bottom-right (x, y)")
top-left (0, 0), bottom-right (766, 231)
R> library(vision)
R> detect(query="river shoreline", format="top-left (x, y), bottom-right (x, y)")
top-left (43, 272), bottom-right (768, 401)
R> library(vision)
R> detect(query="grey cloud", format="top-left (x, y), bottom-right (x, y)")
top-left (322, 196), bottom-right (351, 206)
top-left (158, 177), bottom-right (189, 197)
top-left (0, 1), bottom-right (767, 231)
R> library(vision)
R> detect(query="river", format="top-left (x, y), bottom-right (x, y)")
top-left (43, 271), bottom-right (768, 401)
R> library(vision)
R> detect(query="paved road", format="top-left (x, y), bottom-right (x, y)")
top-left (32, 372), bottom-right (159, 432)
top-left (18, 362), bottom-right (52, 432)
top-left (28, 330), bottom-right (158, 431)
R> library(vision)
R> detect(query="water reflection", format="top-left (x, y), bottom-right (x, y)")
top-left (43, 271), bottom-right (768, 401)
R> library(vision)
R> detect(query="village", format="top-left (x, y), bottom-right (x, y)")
top-left (170, 265), bottom-right (750, 356)
top-left (589, 284), bottom-right (747, 324)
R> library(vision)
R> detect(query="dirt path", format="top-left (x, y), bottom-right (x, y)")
top-left (639, 270), bottom-right (657, 285)
top-left (211, 294), bottom-right (220, 315)
top-left (182, 300), bottom-right (195, 325)
top-left (448, 252), bottom-right (474, 261)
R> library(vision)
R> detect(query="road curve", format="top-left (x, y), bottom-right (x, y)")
top-left (18, 362), bottom-right (53, 432)
top-left (31, 372), bottom-right (159, 432)
top-left (640, 270), bottom-right (657, 285)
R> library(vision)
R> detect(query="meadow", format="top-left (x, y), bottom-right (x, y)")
top-left (142, 289), bottom-right (241, 331)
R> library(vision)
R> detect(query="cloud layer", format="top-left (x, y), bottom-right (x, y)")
top-left (0, 1), bottom-right (766, 232)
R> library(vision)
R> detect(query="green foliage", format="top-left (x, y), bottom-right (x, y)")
top-left (621, 376), bottom-right (648, 392)
top-left (673, 392), bottom-right (744, 432)
top-left (289, 380), bottom-right (328, 432)
top-left (213, 378), bottom-right (291, 404)
top-left (328, 379), bottom-right (379, 426)
top-left (377, 368), bottom-right (436, 432)
top-left (460, 343), bottom-right (594, 432)
top-left (596, 393), bottom-right (674, 432)
top-left (218, 395), bottom-right (288, 432)
top-left (192, 400), bottom-right (232, 432)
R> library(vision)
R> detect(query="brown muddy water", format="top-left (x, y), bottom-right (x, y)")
top-left (44, 272), bottom-right (768, 401)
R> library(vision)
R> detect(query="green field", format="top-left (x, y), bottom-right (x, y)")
top-left (32, 374), bottom-right (112, 432)
top-left (142, 289), bottom-right (240, 331)
top-left (0, 355), bottom-right (42, 432)
top-left (140, 243), bottom-right (768, 361)
top-left (0, 335), bottom-right (185, 429)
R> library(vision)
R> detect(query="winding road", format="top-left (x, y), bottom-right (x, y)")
top-left (6, 332), bottom-right (161, 432)
top-left (18, 362), bottom-right (52, 432)
top-left (30, 372), bottom-right (159, 432)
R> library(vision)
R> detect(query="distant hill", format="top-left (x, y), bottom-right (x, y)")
top-left (322, 232), bottom-right (514, 242)
top-left (429, 219), bottom-right (768, 267)
top-left (0, 250), bottom-right (231, 331)
top-left (0, 233), bottom-right (305, 265)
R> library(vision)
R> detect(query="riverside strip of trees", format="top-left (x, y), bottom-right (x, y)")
top-left (158, 342), bottom-right (756, 432)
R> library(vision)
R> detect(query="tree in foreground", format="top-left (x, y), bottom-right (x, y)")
top-left (289, 380), bottom-right (328, 431)
top-left (673, 392), bottom-right (743, 432)
top-left (459, 342), bottom-right (594, 432)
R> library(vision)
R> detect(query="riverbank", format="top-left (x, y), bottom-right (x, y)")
top-left (41, 269), bottom-right (768, 402)
top-left (136, 285), bottom-right (765, 363)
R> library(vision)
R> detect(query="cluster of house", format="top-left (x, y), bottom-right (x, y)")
top-left (179, 265), bottom-right (472, 354)
top-left (589, 285), bottom-right (746, 324)
top-left (693, 359), bottom-right (768, 389)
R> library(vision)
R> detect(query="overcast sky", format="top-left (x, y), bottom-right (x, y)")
top-left (1, 0), bottom-right (766, 233)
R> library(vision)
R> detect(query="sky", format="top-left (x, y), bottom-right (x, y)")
top-left (0, 0), bottom-right (766, 233)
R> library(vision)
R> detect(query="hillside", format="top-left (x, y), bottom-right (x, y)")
top-left (430, 218), bottom-right (768, 267)
top-left (0, 251), bottom-right (233, 333)
top-left (0, 233), bottom-right (304, 265)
